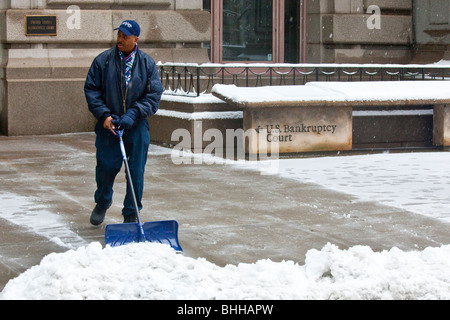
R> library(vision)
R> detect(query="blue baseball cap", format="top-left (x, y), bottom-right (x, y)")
top-left (114, 20), bottom-right (141, 37)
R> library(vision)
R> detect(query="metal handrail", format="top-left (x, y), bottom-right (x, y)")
top-left (158, 63), bottom-right (450, 97)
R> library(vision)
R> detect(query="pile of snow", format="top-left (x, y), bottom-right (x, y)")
top-left (1, 242), bottom-right (450, 300)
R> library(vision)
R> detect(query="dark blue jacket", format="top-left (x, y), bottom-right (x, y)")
top-left (85, 46), bottom-right (163, 127)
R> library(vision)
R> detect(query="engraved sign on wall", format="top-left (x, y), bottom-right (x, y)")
top-left (25, 15), bottom-right (57, 36)
top-left (244, 106), bottom-right (353, 154)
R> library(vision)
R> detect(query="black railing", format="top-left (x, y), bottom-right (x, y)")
top-left (158, 63), bottom-right (450, 97)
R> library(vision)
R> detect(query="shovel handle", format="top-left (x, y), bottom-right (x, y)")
top-left (114, 129), bottom-right (146, 241)
top-left (114, 129), bottom-right (127, 161)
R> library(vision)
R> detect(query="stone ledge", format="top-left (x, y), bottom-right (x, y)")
top-left (6, 9), bottom-right (210, 44)
top-left (322, 14), bottom-right (412, 45)
top-left (434, 105), bottom-right (450, 146)
top-left (4, 47), bottom-right (210, 80)
top-left (46, 0), bottom-right (173, 9)
top-left (212, 82), bottom-right (450, 108)
top-left (364, 0), bottom-right (412, 11)
top-left (243, 106), bottom-right (353, 154)
top-left (6, 9), bottom-right (114, 44)
top-left (149, 94), bottom-right (243, 150)
top-left (5, 78), bottom-right (95, 136)
top-left (212, 82), bottom-right (450, 153)
top-left (160, 94), bottom-right (233, 112)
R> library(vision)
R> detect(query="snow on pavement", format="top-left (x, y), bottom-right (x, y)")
top-left (0, 193), bottom-right (88, 249)
top-left (1, 151), bottom-right (450, 300)
top-left (244, 152), bottom-right (450, 224)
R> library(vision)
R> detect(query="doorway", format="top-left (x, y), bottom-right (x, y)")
top-left (207, 0), bottom-right (306, 63)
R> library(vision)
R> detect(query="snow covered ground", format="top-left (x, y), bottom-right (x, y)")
top-left (1, 150), bottom-right (450, 300)
top-left (233, 152), bottom-right (450, 224)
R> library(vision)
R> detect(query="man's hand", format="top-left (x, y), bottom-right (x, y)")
top-left (103, 116), bottom-right (117, 135)
top-left (111, 114), bottom-right (134, 130)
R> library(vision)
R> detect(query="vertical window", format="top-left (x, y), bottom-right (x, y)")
top-left (284, 0), bottom-right (299, 63)
top-left (222, 0), bottom-right (274, 61)
top-left (203, 0), bottom-right (211, 11)
top-left (209, 0), bottom-right (305, 63)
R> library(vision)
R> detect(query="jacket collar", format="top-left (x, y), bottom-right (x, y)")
top-left (115, 44), bottom-right (140, 58)
top-left (118, 44), bottom-right (138, 61)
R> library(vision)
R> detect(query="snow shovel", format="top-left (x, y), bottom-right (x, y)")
top-left (105, 129), bottom-right (182, 253)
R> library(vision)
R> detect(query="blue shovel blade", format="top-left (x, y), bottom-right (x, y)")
top-left (105, 220), bottom-right (182, 253)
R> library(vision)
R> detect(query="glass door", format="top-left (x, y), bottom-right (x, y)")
top-left (222, 0), bottom-right (274, 62)
top-left (208, 0), bottom-right (305, 63)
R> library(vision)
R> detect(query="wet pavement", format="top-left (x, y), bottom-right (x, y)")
top-left (1, 133), bottom-right (450, 291)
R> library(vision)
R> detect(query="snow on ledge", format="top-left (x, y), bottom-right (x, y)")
top-left (156, 109), bottom-right (243, 120)
top-left (162, 92), bottom-right (225, 104)
top-left (211, 81), bottom-right (450, 106)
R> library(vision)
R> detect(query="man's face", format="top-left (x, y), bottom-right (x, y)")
top-left (117, 30), bottom-right (138, 55)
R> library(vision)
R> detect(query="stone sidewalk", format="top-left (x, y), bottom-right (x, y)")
top-left (1, 133), bottom-right (450, 291)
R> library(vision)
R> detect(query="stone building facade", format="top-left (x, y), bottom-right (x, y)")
top-left (1, 0), bottom-right (450, 136)
top-left (310, 0), bottom-right (450, 64)
top-left (0, 0), bottom-right (210, 135)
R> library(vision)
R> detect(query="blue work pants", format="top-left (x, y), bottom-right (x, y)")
top-left (94, 119), bottom-right (150, 217)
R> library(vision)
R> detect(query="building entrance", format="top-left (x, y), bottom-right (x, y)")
top-left (206, 0), bottom-right (305, 63)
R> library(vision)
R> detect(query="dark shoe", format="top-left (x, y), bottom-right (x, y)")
top-left (90, 204), bottom-right (111, 226)
top-left (123, 212), bottom-right (138, 223)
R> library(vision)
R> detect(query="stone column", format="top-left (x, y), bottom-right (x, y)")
top-left (434, 104), bottom-right (450, 149)
top-left (0, 1), bottom-right (9, 134)
top-left (414, 0), bottom-right (450, 62)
